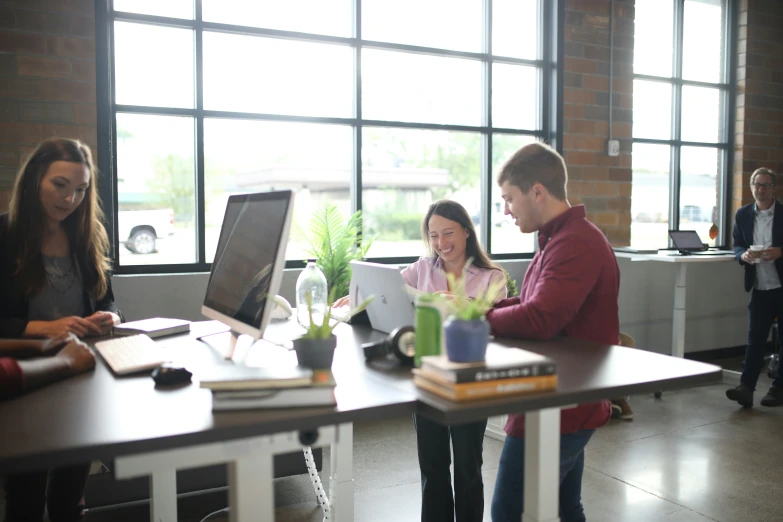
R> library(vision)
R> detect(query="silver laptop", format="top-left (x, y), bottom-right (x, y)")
top-left (349, 261), bottom-right (416, 333)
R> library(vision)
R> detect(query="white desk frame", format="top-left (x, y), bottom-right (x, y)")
top-left (114, 422), bottom-right (353, 522)
top-left (628, 253), bottom-right (735, 357)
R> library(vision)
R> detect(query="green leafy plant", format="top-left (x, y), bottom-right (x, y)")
top-left (505, 270), bottom-right (518, 298)
top-left (298, 201), bottom-right (373, 300)
top-left (443, 258), bottom-right (506, 321)
top-left (299, 288), bottom-right (374, 340)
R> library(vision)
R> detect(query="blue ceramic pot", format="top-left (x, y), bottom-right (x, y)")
top-left (444, 317), bottom-right (490, 363)
top-left (293, 334), bottom-right (337, 369)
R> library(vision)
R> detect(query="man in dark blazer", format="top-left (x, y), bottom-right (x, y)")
top-left (728, 167), bottom-right (783, 407)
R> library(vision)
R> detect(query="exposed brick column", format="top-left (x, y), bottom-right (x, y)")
top-left (0, 0), bottom-right (97, 212)
top-left (561, 0), bottom-right (634, 246)
top-left (733, 0), bottom-right (783, 216)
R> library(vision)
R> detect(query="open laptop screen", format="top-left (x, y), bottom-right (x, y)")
top-left (669, 230), bottom-right (705, 251)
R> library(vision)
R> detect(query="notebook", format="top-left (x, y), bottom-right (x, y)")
top-left (113, 317), bottom-right (191, 339)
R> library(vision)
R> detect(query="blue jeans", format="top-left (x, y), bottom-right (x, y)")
top-left (491, 429), bottom-right (595, 522)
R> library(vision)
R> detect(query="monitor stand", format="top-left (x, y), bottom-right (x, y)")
top-left (196, 328), bottom-right (253, 362)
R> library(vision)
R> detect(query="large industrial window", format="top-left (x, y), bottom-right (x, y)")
top-left (630, 0), bottom-right (734, 250)
top-left (98, 0), bottom-right (560, 272)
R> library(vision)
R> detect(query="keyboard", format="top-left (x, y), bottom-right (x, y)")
top-left (94, 334), bottom-right (168, 375)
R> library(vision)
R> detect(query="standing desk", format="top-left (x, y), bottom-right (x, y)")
top-left (367, 335), bottom-right (722, 522)
top-left (0, 321), bottom-right (721, 522)
top-left (625, 253), bottom-right (736, 358)
top-left (0, 321), bottom-right (415, 522)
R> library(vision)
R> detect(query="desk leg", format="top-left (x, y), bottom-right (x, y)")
top-left (672, 263), bottom-right (687, 358)
top-left (228, 452), bottom-right (273, 522)
top-left (523, 408), bottom-right (561, 522)
top-left (149, 470), bottom-right (177, 522)
top-left (330, 422), bottom-right (354, 522)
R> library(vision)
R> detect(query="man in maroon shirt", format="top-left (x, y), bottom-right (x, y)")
top-left (486, 142), bottom-right (620, 522)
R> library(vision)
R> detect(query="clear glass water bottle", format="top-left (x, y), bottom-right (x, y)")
top-left (296, 259), bottom-right (328, 327)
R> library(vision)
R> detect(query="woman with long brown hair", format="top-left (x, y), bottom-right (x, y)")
top-left (0, 137), bottom-right (122, 522)
top-left (0, 137), bottom-right (121, 338)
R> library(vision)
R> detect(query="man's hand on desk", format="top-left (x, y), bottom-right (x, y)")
top-left (56, 339), bottom-right (96, 374)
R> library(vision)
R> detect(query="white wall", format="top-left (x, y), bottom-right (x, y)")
top-left (112, 255), bottom-right (749, 355)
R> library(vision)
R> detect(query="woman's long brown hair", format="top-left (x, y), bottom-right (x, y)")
top-left (7, 138), bottom-right (111, 300)
top-left (421, 199), bottom-right (502, 273)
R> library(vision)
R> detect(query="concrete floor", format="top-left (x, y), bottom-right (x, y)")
top-left (222, 371), bottom-right (781, 522)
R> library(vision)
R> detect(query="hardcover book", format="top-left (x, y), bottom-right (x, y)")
top-left (420, 343), bottom-right (556, 384)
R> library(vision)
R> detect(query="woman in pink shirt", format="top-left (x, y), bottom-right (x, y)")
top-left (405, 200), bottom-right (507, 522)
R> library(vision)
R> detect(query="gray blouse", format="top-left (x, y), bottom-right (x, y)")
top-left (28, 254), bottom-right (85, 321)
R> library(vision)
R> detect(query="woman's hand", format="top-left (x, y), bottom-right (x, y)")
top-left (85, 311), bottom-right (121, 335)
top-left (332, 296), bottom-right (351, 308)
top-left (26, 317), bottom-right (103, 338)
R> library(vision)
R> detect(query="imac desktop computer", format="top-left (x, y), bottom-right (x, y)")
top-left (201, 190), bottom-right (295, 359)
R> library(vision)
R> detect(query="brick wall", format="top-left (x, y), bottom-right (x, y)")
top-left (562, 0), bottom-right (634, 246)
top-left (733, 0), bottom-right (783, 214)
top-left (0, 0), bottom-right (97, 212)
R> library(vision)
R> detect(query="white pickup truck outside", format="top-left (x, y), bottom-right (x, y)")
top-left (117, 209), bottom-right (175, 254)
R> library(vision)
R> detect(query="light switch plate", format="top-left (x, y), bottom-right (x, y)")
top-left (607, 139), bottom-right (620, 157)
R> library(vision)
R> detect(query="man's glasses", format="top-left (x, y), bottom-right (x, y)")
top-left (751, 182), bottom-right (775, 189)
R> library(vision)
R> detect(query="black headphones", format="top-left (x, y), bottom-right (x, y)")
top-left (362, 325), bottom-right (416, 366)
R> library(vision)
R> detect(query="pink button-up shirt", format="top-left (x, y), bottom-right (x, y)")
top-left (401, 257), bottom-right (508, 300)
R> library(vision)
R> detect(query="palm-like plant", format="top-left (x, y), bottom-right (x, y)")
top-left (298, 201), bottom-right (373, 300)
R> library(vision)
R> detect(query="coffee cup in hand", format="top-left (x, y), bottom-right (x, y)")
top-left (749, 245), bottom-right (764, 262)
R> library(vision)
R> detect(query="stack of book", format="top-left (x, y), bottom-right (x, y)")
top-left (200, 364), bottom-right (337, 411)
top-left (413, 344), bottom-right (557, 401)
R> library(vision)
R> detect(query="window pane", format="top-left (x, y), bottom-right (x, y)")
top-left (631, 143), bottom-right (671, 249)
top-left (203, 33), bottom-right (353, 118)
top-left (113, 0), bottom-right (193, 19)
top-left (493, 0), bottom-right (539, 60)
top-left (681, 86), bottom-right (721, 143)
top-left (202, 0), bottom-right (351, 37)
top-left (633, 80), bottom-right (672, 139)
top-left (633, 0), bottom-right (673, 77)
top-left (490, 134), bottom-right (538, 254)
top-left (362, 0), bottom-right (481, 52)
top-left (680, 147), bottom-right (719, 246)
top-left (204, 119), bottom-right (352, 262)
top-left (492, 64), bottom-right (538, 130)
top-left (362, 50), bottom-right (482, 125)
top-left (683, 0), bottom-right (724, 83)
top-left (116, 114), bottom-right (196, 266)
top-left (361, 128), bottom-right (480, 258)
top-left (114, 22), bottom-right (194, 108)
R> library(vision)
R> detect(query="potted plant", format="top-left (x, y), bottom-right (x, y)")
top-left (441, 260), bottom-right (506, 363)
top-left (298, 201), bottom-right (373, 299)
top-left (293, 290), bottom-right (373, 369)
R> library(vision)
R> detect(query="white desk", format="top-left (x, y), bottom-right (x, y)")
top-left (626, 253), bottom-right (736, 358)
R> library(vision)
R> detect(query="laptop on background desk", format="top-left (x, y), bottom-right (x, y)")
top-left (668, 230), bottom-right (734, 256)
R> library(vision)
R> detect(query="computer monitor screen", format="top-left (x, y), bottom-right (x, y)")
top-left (202, 190), bottom-right (295, 339)
top-left (669, 230), bottom-right (704, 250)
